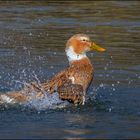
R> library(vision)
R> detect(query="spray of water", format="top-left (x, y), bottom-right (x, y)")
top-left (13, 73), bottom-right (69, 110)
top-left (26, 92), bottom-right (69, 110)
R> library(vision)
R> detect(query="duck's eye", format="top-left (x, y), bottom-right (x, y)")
top-left (82, 39), bottom-right (87, 42)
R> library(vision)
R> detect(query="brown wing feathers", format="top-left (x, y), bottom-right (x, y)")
top-left (42, 69), bottom-right (72, 93)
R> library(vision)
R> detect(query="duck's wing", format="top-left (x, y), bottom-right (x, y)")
top-left (39, 68), bottom-right (85, 105)
top-left (42, 69), bottom-right (71, 93)
top-left (58, 83), bottom-right (85, 105)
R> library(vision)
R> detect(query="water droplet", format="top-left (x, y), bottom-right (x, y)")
top-left (50, 66), bottom-right (54, 69)
top-left (109, 108), bottom-right (112, 112)
top-left (29, 32), bottom-right (32, 36)
top-left (100, 83), bottom-right (104, 88)
top-left (113, 88), bottom-right (115, 91)
top-left (23, 46), bottom-right (27, 50)
top-left (117, 81), bottom-right (120, 84)
top-left (38, 56), bottom-right (42, 60)
top-left (112, 84), bottom-right (115, 87)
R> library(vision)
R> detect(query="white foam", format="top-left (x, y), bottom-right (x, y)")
top-left (26, 92), bottom-right (69, 110)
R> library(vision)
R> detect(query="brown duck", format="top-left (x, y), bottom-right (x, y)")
top-left (0, 34), bottom-right (105, 105)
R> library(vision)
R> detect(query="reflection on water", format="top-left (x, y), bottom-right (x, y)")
top-left (0, 0), bottom-right (140, 139)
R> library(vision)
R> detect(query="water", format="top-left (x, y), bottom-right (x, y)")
top-left (0, 1), bottom-right (140, 139)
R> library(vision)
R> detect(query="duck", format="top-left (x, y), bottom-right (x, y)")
top-left (0, 34), bottom-right (105, 105)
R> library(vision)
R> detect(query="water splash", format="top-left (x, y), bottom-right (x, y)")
top-left (0, 89), bottom-right (69, 111)
top-left (25, 92), bottom-right (69, 110)
top-left (1, 70), bottom-right (69, 111)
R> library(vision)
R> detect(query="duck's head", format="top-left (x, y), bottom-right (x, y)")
top-left (65, 34), bottom-right (105, 62)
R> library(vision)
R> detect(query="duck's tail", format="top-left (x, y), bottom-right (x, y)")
top-left (0, 94), bottom-right (16, 104)
top-left (0, 92), bottom-right (27, 104)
